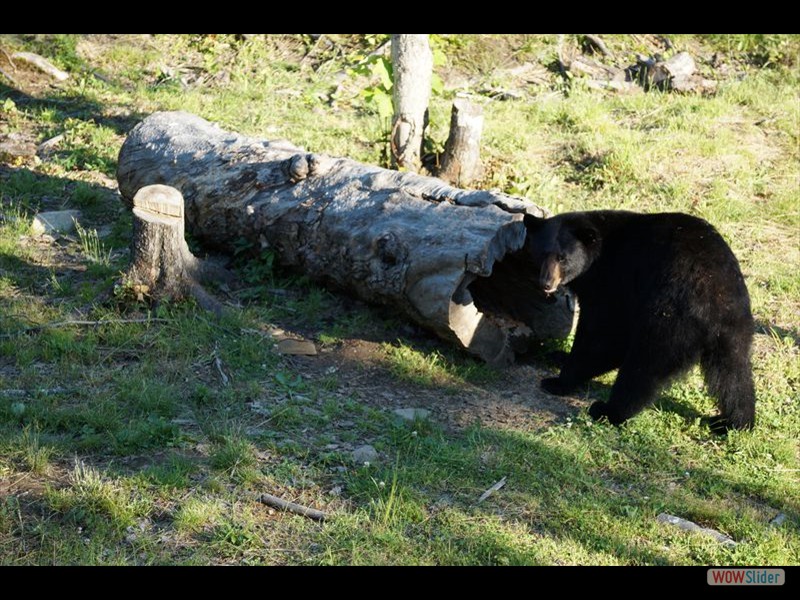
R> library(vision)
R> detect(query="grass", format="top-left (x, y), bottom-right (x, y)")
top-left (383, 341), bottom-right (498, 388)
top-left (0, 33), bottom-right (798, 567)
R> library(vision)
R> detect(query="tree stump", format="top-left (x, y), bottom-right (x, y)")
top-left (648, 51), bottom-right (717, 94)
top-left (117, 111), bottom-right (575, 365)
top-left (437, 98), bottom-right (485, 187)
top-left (124, 184), bottom-right (226, 315)
top-left (390, 34), bottom-right (433, 172)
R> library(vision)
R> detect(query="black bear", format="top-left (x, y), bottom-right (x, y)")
top-left (523, 210), bottom-right (755, 431)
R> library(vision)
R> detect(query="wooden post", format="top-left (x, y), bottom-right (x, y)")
top-left (437, 98), bottom-right (484, 187)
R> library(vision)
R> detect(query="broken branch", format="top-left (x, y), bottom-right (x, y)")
top-left (1, 318), bottom-right (170, 337)
top-left (258, 493), bottom-right (327, 521)
top-left (583, 34), bottom-right (613, 58)
top-left (11, 51), bottom-right (69, 81)
top-left (477, 476), bottom-right (507, 503)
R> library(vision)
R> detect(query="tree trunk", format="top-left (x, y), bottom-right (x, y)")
top-left (390, 34), bottom-right (432, 172)
top-left (123, 184), bottom-right (227, 315)
top-left (117, 111), bottom-right (575, 365)
top-left (437, 98), bottom-right (484, 187)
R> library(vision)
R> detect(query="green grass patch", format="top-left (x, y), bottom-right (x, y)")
top-left (383, 341), bottom-right (498, 388)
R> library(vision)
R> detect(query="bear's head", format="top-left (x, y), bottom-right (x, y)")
top-left (523, 214), bottom-right (600, 294)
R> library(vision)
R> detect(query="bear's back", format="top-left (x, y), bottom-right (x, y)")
top-left (589, 211), bottom-right (752, 330)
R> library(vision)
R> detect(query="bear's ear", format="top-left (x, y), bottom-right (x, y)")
top-left (523, 214), bottom-right (546, 231)
top-left (574, 226), bottom-right (599, 246)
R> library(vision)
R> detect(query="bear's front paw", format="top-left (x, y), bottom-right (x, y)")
top-left (706, 415), bottom-right (730, 436)
top-left (589, 401), bottom-right (608, 421)
top-left (589, 401), bottom-right (624, 426)
top-left (588, 400), bottom-right (608, 421)
top-left (541, 377), bottom-right (574, 396)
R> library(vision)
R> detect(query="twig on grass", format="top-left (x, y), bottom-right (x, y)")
top-left (11, 51), bottom-right (69, 81)
top-left (0, 318), bottom-right (170, 338)
top-left (257, 493), bottom-right (327, 522)
top-left (212, 342), bottom-right (230, 386)
top-left (477, 476), bottom-right (507, 504)
top-left (0, 67), bottom-right (18, 86)
top-left (0, 387), bottom-right (67, 397)
top-left (0, 47), bottom-right (17, 69)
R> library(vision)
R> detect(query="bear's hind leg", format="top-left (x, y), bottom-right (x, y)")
top-left (701, 334), bottom-right (756, 431)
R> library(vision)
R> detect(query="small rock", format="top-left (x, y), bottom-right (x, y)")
top-left (31, 210), bottom-right (81, 235)
top-left (37, 134), bottom-right (64, 157)
top-left (656, 512), bottom-right (737, 547)
top-left (393, 408), bottom-right (431, 421)
top-left (248, 400), bottom-right (270, 416)
top-left (276, 338), bottom-right (317, 356)
top-left (769, 512), bottom-right (787, 527)
top-left (352, 444), bottom-right (378, 465)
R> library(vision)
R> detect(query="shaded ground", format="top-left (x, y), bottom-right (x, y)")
top-left (294, 337), bottom-right (585, 433)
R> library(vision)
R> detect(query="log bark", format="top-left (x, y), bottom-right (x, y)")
top-left (117, 111), bottom-right (575, 365)
top-left (437, 98), bottom-right (484, 187)
top-left (390, 34), bottom-right (433, 172)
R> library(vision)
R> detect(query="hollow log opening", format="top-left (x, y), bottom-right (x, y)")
top-left (451, 241), bottom-right (575, 364)
top-left (460, 244), bottom-right (576, 359)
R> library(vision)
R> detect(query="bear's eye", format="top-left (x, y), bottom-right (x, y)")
top-left (557, 253), bottom-right (567, 262)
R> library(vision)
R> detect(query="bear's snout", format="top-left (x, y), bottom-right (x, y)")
top-left (539, 255), bottom-right (562, 294)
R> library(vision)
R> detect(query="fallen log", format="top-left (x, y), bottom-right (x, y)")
top-left (117, 111), bottom-right (575, 365)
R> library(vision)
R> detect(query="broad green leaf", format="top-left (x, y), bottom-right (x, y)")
top-left (372, 57), bottom-right (393, 91)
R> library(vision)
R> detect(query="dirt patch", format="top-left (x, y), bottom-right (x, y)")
top-left (289, 337), bottom-right (585, 434)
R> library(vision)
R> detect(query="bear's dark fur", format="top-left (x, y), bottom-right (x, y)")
top-left (523, 210), bottom-right (755, 431)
